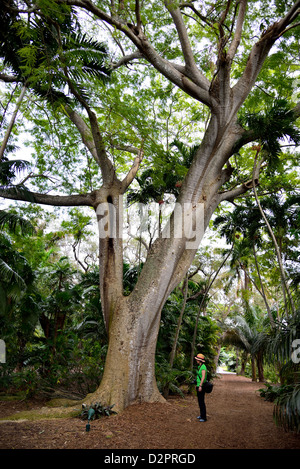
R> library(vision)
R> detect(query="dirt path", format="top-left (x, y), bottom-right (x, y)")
top-left (0, 373), bottom-right (299, 450)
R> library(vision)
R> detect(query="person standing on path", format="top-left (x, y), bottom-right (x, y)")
top-left (195, 353), bottom-right (207, 422)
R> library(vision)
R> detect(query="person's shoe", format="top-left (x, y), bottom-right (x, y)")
top-left (198, 418), bottom-right (206, 422)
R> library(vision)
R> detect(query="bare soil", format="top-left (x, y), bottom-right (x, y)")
top-left (0, 373), bottom-right (299, 450)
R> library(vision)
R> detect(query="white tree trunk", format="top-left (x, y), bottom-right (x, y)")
top-left (88, 121), bottom-right (240, 410)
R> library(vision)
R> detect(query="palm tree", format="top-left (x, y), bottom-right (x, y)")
top-left (0, 4), bottom-right (111, 108)
top-left (0, 231), bottom-right (33, 313)
top-left (214, 208), bottom-right (276, 326)
top-left (252, 153), bottom-right (297, 316)
top-left (245, 99), bottom-right (300, 316)
top-left (38, 257), bottom-right (80, 348)
top-left (223, 307), bottom-right (270, 381)
top-left (213, 192), bottom-right (299, 325)
top-left (263, 310), bottom-right (300, 433)
top-left (0, 205), bottom-right (35, 308)
top-left (0, 208), bottom-right (38, 370)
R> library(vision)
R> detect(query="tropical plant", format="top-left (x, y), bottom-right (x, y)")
top-left (80, 401), bottom-right (117, 421)
top-left (273, 383), bottom-right (300, 433)
top-left (37, 257), bottom-right (80, 350)
top-left (127, 140), bottom-right (198, 205)
top-left (214, 189), bottom-right (300, 323)
top-left (0, 3), bottom-right (110, 107)
top-left (0, 205), bottom-right (38, 372)
top-left (223, 306), bottom-right (271, 381)
top-left (0, 198), bottom-right (36, 311)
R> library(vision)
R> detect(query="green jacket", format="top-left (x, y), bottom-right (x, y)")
top-left (196, 364), bottom-right (207, 387)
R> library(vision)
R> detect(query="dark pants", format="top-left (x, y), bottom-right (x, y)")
top-left (196, 387), bottom-right (206, 420)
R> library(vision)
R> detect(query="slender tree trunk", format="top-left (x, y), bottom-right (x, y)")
top-left (190, 246), bottom-right (233, 369)
top-left (256, 352), bottom-right (265, 382)
top-left (214, 343), bottom-right (222, 370)
top-left (252, 243), bottom-right (275, 328)
top-left (163, 274), bottom-right (189, 398)
top-left (169, 275), bottom-right (189, 369)
top-left (251, 356), bottom-right (257, 382)
top-left (238, 351), bottom-right (248, 376)
top-left (0, 85), bottom-right (26, 160)
top-left (252, 151), bottom-right (296, 317)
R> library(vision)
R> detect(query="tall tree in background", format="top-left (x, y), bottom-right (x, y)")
top-left (0, 0), bottom-right (299, 410)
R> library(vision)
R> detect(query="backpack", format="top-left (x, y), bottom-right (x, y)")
top-left (203, 381), bottom-right (213, 393)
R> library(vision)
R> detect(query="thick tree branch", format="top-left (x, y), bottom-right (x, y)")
top-left (217, 179), bottom-right (257, 203)
top-left (0, 188), bottom-right (95, 207)
top-left (111, 144), bottom-right (141, 155)
top-left (65, 105), bottom-right (118, 188)
top-left (69, 105), bottom-right (116, 184)
top-left (135, 0), bottom-right (142, 30)
top-left (64, 106), bottom-right (100, 163)
top-left (57, 0), bottom-right (214, 107)
top-left (217, 154), bottom-right (262, 203)
top-left (0, 73), bottom-right (19, 83)
top-left (232, 0), bottom-right (300, 106)
top-left (227, 0), bottom-right (248, 61)
top-left (164, 1), bottom-right (201, 77)
top-left (110, 51), bottom-right (144, 70)
top-left (0, 86), bottom-right (27, 160)
top-left (276, 21), bottom-right (300, 38)
top-left (277, 1), bottom-right (300, 30)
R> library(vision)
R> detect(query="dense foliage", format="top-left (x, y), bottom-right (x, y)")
top-left (0, 193), bottom-right (299, 431)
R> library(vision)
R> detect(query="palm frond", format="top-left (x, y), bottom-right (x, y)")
top-left (273, 383), bottom-right (300, 433)
top-left (0, 258), bottom-right (26, 290)
top-left (240, 99), bottom-right (300, 169)
top-left (0, 159), bottom-right (31, 185)
top-left (0, 5), bottom-right (111, 108)
top-left (266, 311), bottom-right (300, 364)
top-left (0, 210), bottom-right (35, 235)
top-left (63, 32), bottom-right (111, 82)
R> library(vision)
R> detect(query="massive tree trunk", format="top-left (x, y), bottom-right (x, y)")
top-left (87, 117), bottom-right (248, 410)
top-left (89, 294), bottom-right (164, 410)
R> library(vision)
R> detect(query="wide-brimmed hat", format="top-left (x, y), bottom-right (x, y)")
top-left (195, 353), bottom-right (205, 361)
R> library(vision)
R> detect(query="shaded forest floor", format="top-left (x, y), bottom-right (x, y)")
top-left (0, 373), bottom-right (299, 450)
